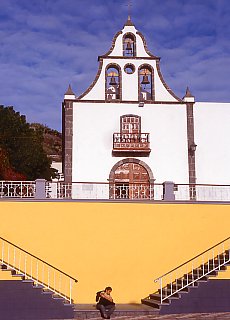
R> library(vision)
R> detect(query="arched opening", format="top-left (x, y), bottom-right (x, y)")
top-left (105, 64), bottom-right (121, 101)
top-left (123, 33), bottom-right (136, 57)
top-left (109, 159), bottom-right (154, 199)
top-left (139, 65), bottom-right (154, 101)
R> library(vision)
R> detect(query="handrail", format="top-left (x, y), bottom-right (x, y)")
top-left (1, 180), bottom-right (230, 187)
top-left (154, 235), bottom-right (230, 281)
top-left (113, 132), bottom-right (150, 134)
top-left (2, 180), bottom-right (230, 201)
top-left (0, 180), bottom-right (34, 183)
top-left (59, 181), bottom-right (162, 185)
top-left (0, 236), bottom-right (77, 283)
top-left (176, 183), bottom-right (230, 187)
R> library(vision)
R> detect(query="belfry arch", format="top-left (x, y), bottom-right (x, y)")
top-left (109, 158), bottom-right (155, 199)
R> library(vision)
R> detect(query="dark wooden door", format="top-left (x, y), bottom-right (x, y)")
top-left (113, 163), bottom-right (150, 199)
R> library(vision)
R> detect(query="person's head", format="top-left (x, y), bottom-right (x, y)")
top-left (105, 286), bottom-right (112, 294)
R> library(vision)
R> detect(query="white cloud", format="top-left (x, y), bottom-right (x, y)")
top-left (0, 0), bottom-right (229, 130)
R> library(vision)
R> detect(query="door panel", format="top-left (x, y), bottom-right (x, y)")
top-left (112, 163), bottom-right (150, 199)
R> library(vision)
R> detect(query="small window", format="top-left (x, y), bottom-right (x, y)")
top-left (124, 63), bottom-right (135, 74)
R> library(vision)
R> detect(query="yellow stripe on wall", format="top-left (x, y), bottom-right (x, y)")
top-left (0, 201), bottom-right (229, 303)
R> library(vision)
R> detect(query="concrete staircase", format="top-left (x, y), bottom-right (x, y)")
top-left (0, 236), bottom-right (78, 319)
top-left (142, 243), bottom-right (230, 314)
top-left (0, 276), bottom-right (74, 319)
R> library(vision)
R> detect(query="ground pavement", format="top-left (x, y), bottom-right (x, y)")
top-left (52, 312), bottom-right (230, 320)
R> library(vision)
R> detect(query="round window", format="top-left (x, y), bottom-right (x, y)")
top-left (124, 64), bottom-right (135, 74)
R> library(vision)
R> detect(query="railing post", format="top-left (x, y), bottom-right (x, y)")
top-left (2, 240), bottom-right (4, 264)
top-left (160, 277), bottom-right (163, 303)
top-left (163, 181), bottom-right (175, 201)
top-left (70, 279), bottom-right (72, 304)
top-left (13, 248), bottom-right (16, 267)
top-left (218, 250), bottom-right (220, 270)
top-left (36, 261), bottom-right (39, 284)
top-left (35, 179), bottom-right (46, 199)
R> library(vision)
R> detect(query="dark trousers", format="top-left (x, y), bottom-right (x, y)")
top-left (96, 303), bottom-right (115, 319)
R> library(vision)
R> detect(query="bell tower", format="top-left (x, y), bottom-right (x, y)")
top-left (77, 15), bottom-right (180, 103)
top-left (62, 16), bottom-right (191, 190)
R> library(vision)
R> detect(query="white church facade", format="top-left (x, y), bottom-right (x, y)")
top-left (62, 17), bottom-right (230, 199)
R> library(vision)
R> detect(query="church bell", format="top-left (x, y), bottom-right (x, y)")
top-left (126, 41), bottom-right (132, 52)
top-left (141, 74), bottom-right (150, 85)
top-left (109, 76), bottom-right (117, 86)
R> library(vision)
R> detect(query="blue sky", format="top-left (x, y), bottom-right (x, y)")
top-left (0, 0), bottom-right (229, 130)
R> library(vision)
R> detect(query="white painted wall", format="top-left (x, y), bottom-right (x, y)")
top-left (154, 67), bottom-right (179, 101)
top-left (194, 102), bottom-right (230, 184)
top-left (51, 161), bottom-right (62, 173)
top-left (70, 22), bottom-right (230, 186)
top-left (72, 102), bottom-right (189, 183)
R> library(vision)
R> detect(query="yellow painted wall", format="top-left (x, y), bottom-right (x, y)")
top-left (0, 201), bottom-right (229, 304)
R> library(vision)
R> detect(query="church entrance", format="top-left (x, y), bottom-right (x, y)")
top-left (109, 160), bottom-right (154, 199)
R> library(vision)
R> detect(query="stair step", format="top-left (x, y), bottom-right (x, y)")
top-left (205, 259), bottom-right (229, 267)
top-left (33, 284), bottom-right (44, 289)
top-left (176, 279), bottom-right (199, 287)
top-left (188, 270), bottom-right (205, 276)
top-left (186, 273), bottom-right (203, 278)
top-left (149, 294), bottom-right (169, 303)
top-left (204, 263), bottom-right (223, 268)
top-left (186, 273), bottom-right (209, 280)
top-left (42, 289), bottom-right (53, 295)
top-left (203, 265), bottom-right (226, 271)
top-left (208, 271), bottom-right (218, 276)
top-left (218, 254), bottom-right (229, 261)
top-left (22, 279), bottom-right (34, 283)
top-left (52, 294), bottom-right (64, 300)
top-left (12, 273), bottom-right (25, 277)
top-left (1, 267), bottom-right (13, 271)
top-left (158, 289), bottom-right (180, 298)
top-left (166, 283), bottom-right (189, 291)
top-left (141, 298), bottom-right (163, 309)
top-left (196, 276), bottom-right (208, 282)
top-left (64, 303), bottom-right (75, 307)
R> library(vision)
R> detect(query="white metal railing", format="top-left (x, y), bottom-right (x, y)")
top-left (154, 236), bottom-right (230, 304)
top-left (0, 237), bottom-right (77, 303)
top-left (175, 184), bottom-right (230, 201)
top-left (46, 182), bottom-right (164, 200)
top-left (1, 180), bottom-right (230, 202)
top-left (0, 181), bottom-right (35, 198)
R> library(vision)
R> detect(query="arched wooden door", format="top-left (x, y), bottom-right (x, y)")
top-left (110, 162), bottom-right (152, 199)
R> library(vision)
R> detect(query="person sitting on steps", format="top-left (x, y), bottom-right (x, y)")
top-left (96, 286), bottom-right (115, 319)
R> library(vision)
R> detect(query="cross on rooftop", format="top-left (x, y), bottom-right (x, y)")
top-left (126, 0), bottom-right (132, 19)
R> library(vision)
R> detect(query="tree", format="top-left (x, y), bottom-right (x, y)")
top-left (0, 105), bottom-right (57, 180)
top-left (0, 148), bottom-right (27, 180)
